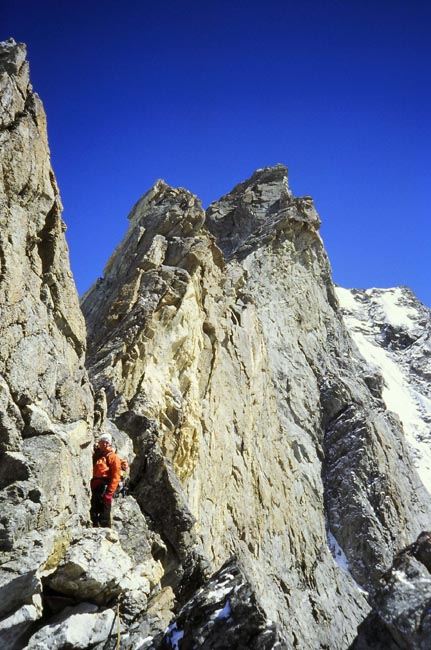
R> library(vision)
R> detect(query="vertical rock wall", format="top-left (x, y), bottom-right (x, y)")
top-left (0, 39), bottom-right (93, 637)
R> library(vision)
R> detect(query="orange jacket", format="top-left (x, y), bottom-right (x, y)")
top-left (92, 446), bottom-right (122, 496)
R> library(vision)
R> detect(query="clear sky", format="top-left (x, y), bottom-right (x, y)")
top-left (3, 0), bottom-right (430, 306)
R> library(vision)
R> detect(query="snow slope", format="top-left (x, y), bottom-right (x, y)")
top-left (336, 286), bottom-right (431, 493)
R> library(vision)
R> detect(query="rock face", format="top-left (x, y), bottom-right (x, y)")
top-left (351, 531), bottom-right (431, 649)
top-left (156, 558), bottom-right (284, 650)
top-left (2, 38), bottom-right (431, 650)
top-left (82, 163), bottom-right (431, 648)
top-left (23, 604), bottom-right (116, 650)
top-left (0, 38), bottom-right (94, 647)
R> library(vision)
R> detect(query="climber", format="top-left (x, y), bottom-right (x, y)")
top-left (93, 387), bottom-right (108, 429)
top-left (90, 432), bottom-right (121, 528)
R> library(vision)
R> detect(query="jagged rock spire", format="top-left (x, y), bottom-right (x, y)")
top-left (206, 164), bottom-right (320, 257)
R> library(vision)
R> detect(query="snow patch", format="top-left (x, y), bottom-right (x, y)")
top-left (203, 574), bottom-right (235, 604)
top-left (336, 287), bottom-right (360, 312)
top-left (165, 622), bottom-right (184, 650)
top-left (133, 636), bottom-right (153, 650)
top-left (351, 331), bottom-right (431, 492)
top-left (392, 570), bottom-right (416, 589)
top-left (369, 287), bottom-right (417, 329)
top-left (213, 599), bottom-right (232, 621)
top-left (327, 530), bottom-right (349, 572)
top-left (327, 529), bottom-right (368, 595)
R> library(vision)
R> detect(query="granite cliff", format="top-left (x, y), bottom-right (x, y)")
top-left (1, 40), bottom-right (430, 650)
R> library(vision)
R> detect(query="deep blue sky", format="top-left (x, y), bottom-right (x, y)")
top-left (3, 1), bottom-right (430, 306)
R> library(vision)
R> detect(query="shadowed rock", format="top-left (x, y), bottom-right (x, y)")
top-left (155, 558), bottom-right (285, 650)
top-left (351, 531), bottom-right (431, 649)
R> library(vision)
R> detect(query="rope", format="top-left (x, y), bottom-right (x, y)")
top-left (116, 602), bottom-right (121, 649)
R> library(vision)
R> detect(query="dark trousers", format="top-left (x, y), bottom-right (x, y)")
top-left (90, 480), bottom-right (111, 527)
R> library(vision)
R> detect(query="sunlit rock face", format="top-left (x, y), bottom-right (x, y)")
top-left (0, 38), bottom-right (93, 643)
top-left (82, 164), bottom-right (431, 647)
top-left (3, 37), bottom-right (431, 650)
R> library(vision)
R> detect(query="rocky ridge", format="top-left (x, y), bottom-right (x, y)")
top-left (1, 39), bottom-right (431, 650)
top-left (82, 162), bottom-right (431, 645)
